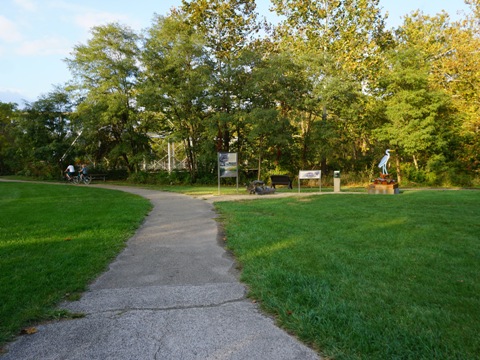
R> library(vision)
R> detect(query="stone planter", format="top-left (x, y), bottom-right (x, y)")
top-left (368, 183), bottom-right (399, 195)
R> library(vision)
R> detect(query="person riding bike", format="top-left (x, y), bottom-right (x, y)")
top-left (78, 164), bottom-right (88, 181)
top-left (64, 164), bottom-right (75, 180)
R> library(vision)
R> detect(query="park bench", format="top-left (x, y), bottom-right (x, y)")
top-left (89, 174), bottom-right (107, 182)
top-left (270, 175), bottom-right (292, 189)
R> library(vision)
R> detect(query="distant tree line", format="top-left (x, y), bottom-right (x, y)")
top-left (1, 0), bottom-right (479, 186)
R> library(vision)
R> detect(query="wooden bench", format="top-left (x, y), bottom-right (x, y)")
top-left (89, 174), bottom-right (107, 182)
top-left (270, 175), bottom-right (292, 189)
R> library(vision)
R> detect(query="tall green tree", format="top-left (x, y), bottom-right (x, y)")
top-left (269, 0), bottom-right (388, 173)
top-left (271, 0), bottom-right (388, 82)
top-left (436, 4), bottom-right (480, 172)
top-left (242, 51), bottom-right (306, 177)
top-left (65, 23), bottom-right (149, 173)
top-left (0, 102), bottom-right (18, 174)
top-left (140, 11), bottom-right (212, 180)
top-left (375, 48), bottom-right (457, 183)
top-left (8, 88), bottom-right (75, 178)
top-left (181, 0), bottom-right (262, 153)
top-left (391, 8), bottom-right (476, 181)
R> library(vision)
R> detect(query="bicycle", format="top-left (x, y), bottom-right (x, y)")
top-left (77, 173), bottom-right (91, 185)
top-left (65, 174), bottom-right (79, 184)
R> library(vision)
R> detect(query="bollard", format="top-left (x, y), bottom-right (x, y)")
top-left (333, 171), bottom-right (341, 193)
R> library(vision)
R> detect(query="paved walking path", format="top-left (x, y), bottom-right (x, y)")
top-left (1, 185), bottom-right (319, 360)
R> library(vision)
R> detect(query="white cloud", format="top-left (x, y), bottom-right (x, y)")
top-left (0, 88), bottom-right (32, 104)
top-left (16, 36), bottom-right (71, 56)
top-left (74, 11), bottom-right (131, 31)
top-left (0, 15), bottom-right (23, 42)
top-left (14, 0), bottom-right (38, 12)
top-left (46, 1), bottom-right (136, 35)
top-left (46, 0), bottom-right (88, 13)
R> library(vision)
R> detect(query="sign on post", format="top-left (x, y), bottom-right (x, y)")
top-left (298, 170), bottom-right (321, 192)
top-left (218, 152), bottom-right (239, 194)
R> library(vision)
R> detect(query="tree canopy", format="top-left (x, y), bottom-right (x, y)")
top-left (0, 0), bottom-right (478, 186)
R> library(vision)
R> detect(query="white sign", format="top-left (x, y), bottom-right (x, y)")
top-left (218, 152), bottom-right (238, 178)
top-left (299, 170), bottom-right (321, 179)
top-left (298, 170), bottom-right (321, 192)
top-left (218, 152), bottom-right (239, 194)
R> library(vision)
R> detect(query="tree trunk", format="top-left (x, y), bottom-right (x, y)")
top-left (184, 138), bottom-right (196, 182)
top-left (257, 154), bottom-right (262, 181)
top-left (321, 157), bottom-right (327, 175)
top-left (223, 126), bottom-right (230, 152)
top-left (396, 154), bottom-right (402, 184)
top-left (413, 154), bottom-right (419, 171)
top-left (122, 153), bottom-right (133, 173)
top-left (321, 104), bottom-right (328, 175)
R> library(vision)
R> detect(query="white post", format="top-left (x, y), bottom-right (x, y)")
top-left (218, 153), bottom-right (221, 195)
top-left (167, 142), bottom-right (171, 173)
top-left (298, 172), bottom-right (300, 193)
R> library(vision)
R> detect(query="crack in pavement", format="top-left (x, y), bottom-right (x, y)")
top-left (71, 296), bottom-right (250, 316)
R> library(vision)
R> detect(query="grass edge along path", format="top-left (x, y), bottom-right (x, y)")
top-left (0, 182), bottom-right (151, 348)
top-left (215, 190), bottom-right (480, 360)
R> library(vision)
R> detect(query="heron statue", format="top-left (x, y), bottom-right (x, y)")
top-left (378, 149), bottom-right (391, 175)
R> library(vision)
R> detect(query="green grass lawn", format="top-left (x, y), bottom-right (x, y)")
top-left (215, 190), bottom-right (480, 360)
top-left (2, 181), bottom-right (479, 359)
top-left (0, 182), bottom-right (151, 347)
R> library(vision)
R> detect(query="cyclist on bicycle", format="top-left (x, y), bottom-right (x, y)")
top-left (65, 164), bottom-right (75, 180)
top-left (79, 164), bottom-right (88, 181)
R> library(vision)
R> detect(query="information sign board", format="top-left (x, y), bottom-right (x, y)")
top-left (218, 152), bottom-right (239, 194)
top-left (298, 170), bottom-right (321, 192)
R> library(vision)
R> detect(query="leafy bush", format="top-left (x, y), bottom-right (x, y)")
top-left (126, 170), bottom-right (193, 185)
top-left (16, 162), bottom-right (58, 180)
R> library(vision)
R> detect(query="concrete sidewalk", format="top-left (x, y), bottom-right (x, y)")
top-left (1, 186), bottom-right (319, 360)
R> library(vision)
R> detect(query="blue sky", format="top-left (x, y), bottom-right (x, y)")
top-left (0, 0), bottom-right (471, 105)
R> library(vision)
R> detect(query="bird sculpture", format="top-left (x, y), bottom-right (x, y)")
top-left (378, 149), bottom-right (391, 175)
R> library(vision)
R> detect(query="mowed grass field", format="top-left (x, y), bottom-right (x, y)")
top-left (215, 190), bottom-right (480, 360)
top-left (0, 182), bottom-right (151, 347)
top-left (1, 182), bottom-right (479, 359)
